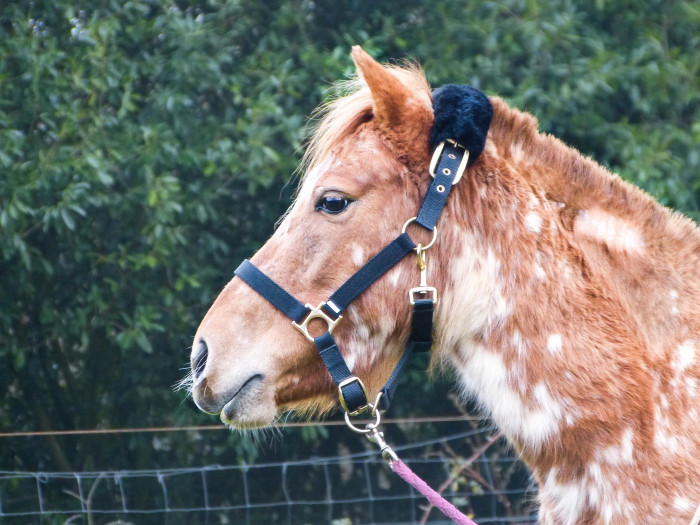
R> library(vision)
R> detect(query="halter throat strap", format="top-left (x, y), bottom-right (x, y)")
top-left (234, 141), bottom-right (467, 415)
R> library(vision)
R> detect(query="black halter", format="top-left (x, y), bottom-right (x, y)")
top-left (234, 82), bottom-right (493, 417)
top-left (234, 140), bottom-right (468, 416)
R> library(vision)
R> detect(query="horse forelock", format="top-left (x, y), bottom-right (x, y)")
top-left (298, 63), bottom-right (431, 189)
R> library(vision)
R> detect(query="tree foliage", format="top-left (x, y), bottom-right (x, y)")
top-left (0, 0), bottom-right (698, 512)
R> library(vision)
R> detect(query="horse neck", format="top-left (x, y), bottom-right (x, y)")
top-left (431, 105), bottom-right (700, 481)
top-left (433, 206), bottom-right (646, 470)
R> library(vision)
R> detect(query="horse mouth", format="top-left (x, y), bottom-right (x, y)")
top-left (220, 373), bottom-right (267, 426)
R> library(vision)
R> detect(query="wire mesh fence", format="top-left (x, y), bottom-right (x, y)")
top-left (0, 427), bottom-right (538, 524)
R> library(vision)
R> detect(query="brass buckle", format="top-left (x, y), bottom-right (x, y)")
top-left (292, 302), bottom-right (342, 342)
top-left (409, 286), bottom-right (438, 305)
top-left (338, 376), bottom-right (369, 416)
top-left (429, 139), bottom-right (469, 185)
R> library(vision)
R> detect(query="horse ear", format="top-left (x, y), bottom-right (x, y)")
top-left (351, 46), bottom-right (431, 153)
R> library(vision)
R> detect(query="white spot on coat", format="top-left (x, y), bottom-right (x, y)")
top-left (457, 348), bottom-right (562, 448)
top-left (351, 243), bottom-right (364, 266)
top-left (674, 495), bottom-right (693, 511)
top-left (344, 352), bottom-right (357, 371)
top-left (534, 264), bottom-right (547, 280)
top-left (547, 334), bottom-right (563, 354)
top-left (533, 382), bottom-right (563, 421)
top-left (675, 340), bottom-right (695, 372)
top-left (512, 330), bottom-right (526, 357)
top-left (387, 267), bottom-right (402, 287)
top-left (599, 428), bottom-right (634, 465)
top-left (439, 239), bottom-right (509, 342)
top-left (510, 141), bottom-right (526, 161)
top-left (587, 462), bottom-right (603, 505)
top-left (542, 469), bottom-right (587, 525)
top-left (602, 504), bottom-right (614, 524)
top-left (525, 211), bottom-right (543, 234)
top-left (574, 208), bottom-right (645, 255)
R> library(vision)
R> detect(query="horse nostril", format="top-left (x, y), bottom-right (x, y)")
top-left (192, 339), bottom-right (209, 380)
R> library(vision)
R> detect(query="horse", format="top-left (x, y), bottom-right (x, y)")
top-left (188, 46), bottom-right (700, 524)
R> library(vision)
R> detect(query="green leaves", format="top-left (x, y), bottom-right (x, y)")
top-left (114, 305), bottom-right (165, 354)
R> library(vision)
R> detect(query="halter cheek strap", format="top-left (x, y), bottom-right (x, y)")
top-left (234, 141), bottom-right (467, 416)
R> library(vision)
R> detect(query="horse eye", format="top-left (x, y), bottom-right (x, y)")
top-left (316, 195), bottom-right (351, 214)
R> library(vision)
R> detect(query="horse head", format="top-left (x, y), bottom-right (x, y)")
top-left (190, 47), bottom-right (451, 427)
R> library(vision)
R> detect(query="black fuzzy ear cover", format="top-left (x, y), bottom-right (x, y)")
top-left (430, 84), bottom-right (493, 165)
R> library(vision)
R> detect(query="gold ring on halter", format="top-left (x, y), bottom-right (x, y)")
top-left (344, 403), bottom-right (381, 433)
top-left (292, 302), bottom-right (343, 343)
top-left (402, 217), bottom-right (438, 251)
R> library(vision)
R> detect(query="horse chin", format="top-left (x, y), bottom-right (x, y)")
top-left (218, 375), bottom-right (277, 429)
top-left (221, 414), bottom-right (276, 430)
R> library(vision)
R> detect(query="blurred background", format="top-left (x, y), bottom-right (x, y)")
top-left (1, 0), bottom-right (698, 523)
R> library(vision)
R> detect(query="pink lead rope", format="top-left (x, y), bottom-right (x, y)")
top-left (391, 458), bottom-right (478, 525)
top-left (346, 409), bottom-right (478, 525)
